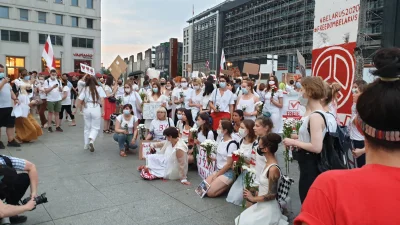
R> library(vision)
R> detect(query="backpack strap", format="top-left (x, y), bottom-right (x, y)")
top-left (0, 155), bottom-right (13, 168)
top-left (226, 140), bottom-right (239, 153)
top-left (266, 163), bottom-right (282, 178)
top-left (307, 111), bottom-right (328, 135)
top-left (239, 138), bottom-right (244, 146)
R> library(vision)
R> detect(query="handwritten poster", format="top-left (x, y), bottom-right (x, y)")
top-left (139, 140), bottom-right (160, 160)
top-left (142, 103), bottom-right (162, 120)
top-left (197, 146), bottom-right (216, 180)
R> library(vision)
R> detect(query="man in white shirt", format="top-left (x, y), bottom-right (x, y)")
top-left (0, 65), bottom-right (21, 149)
top-left (43, 69), bottom-right (63, 133)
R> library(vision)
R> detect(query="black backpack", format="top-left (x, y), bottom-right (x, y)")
top-left (226, 140), bottom-right (239, 152)
top-left (307, 112), bottom-right (348, 173)
top-left (0, 156), bottom-right (18, 200)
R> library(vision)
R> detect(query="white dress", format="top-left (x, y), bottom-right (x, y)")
top-left (235, 164), bottom-right (288, 225)
top-left (236, 96), bottom-right (257, 121)
top-left (146, 139), bottom-right (189, 180)
top-left (191, 90), bottom-right (204, 122)
top-left (262, 90), bottom-right (283, 133)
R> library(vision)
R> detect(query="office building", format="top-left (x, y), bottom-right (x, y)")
top-left (155, 39), bottom-right (183, 78)
top-left (182, 25), bottom-right (193, 77)
top-left (0, 0), bottom-right (101, 79)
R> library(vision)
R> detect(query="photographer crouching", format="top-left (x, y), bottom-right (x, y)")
top-left (0, 155), bottom-right (44, 224)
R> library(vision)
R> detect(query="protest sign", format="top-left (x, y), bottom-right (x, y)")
top-left (109, 63), bottom-right (122, 80)
top-left (296, 49), bottom-right (306, 77)
top-left (113, 55), bottom-right (127, 72)
top-left (192, 71), bottom-right (199, 78)
top-left (243, 62), bottom-right (260, 75)
top-left (260, 64), bottom-right (273, 74)
top-left (143, 103), bottom-right (162, 120)
top-left (195, 180), bottom-right (211, 198)
top-left (279, 92), bottom-right (305, 132)
top-left (80, 63), bottom-right (95, 76)
top-left (221, 70), bottom-right (233, 76)
top-left (146, 69), bottom-right (160, 80)
top-left (139, 140), bottom-right (160, 160)
top-left (197, 146), bottom-right (216, 180)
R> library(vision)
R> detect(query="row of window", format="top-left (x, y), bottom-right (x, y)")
top-left (1, 29), bottom-right (94, 48)
top-left (0, 6), bottom-right (94, 29)
top-left (54, 0), bottom-right (94, 8)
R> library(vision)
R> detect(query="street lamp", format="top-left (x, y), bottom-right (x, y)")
top-left (227, 62), bottom-right (232, 67)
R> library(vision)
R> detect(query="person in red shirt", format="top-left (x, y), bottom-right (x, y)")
top-left (294, 47), bottom-right (400, 225)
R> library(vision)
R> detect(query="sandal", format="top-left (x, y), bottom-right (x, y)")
top-left (103, 130), bottom-right (110, 134)
top-left (120, 151), bottom-right (127, 157)
top-left (137, 165), bottom-right (146, 171)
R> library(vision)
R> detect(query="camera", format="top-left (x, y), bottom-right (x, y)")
top-left (21, 193), bottom-right (48, 210)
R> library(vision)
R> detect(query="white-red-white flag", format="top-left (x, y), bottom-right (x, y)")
top-left (220, 48), bottom-right (226, 74)
top-left (206, 60), bottom-right (209, 69)
top-left (42, 35), bottom-right (55, 70)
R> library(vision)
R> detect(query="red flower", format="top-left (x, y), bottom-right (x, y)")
top-left (232, 153), bottom-right (239, 162)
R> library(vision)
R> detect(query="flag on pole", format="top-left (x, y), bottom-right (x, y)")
top-left (206, 60), bottom-right (209, 69)
top-left (42, 35), bottom-right (55, 70)
top-left (220, 48), bottom-right (226, 74)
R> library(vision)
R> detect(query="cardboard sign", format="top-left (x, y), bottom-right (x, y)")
top-left (186, 64), bottom-right (192, 73)
top-left (296, 49), bottom-right (306, 77)
top-left (197, 146), bottom-right (216, 180)
top-left (192, 71), bottom-right (199, 78)
top-left (142, 103), bottom-right (162, 120)
top-left (139, 140), bottom-right (160, 160)
top-left (232, 67), bottom-right (241, 77)
top-left (113, 55), bottom-right (128, 72)
top-left (80, 63), bottom-right (95, 76)
top-left (109, 63), bottom-right (122, 80)
top-left (221, 70), bottom-right (233, 76)
top-left (260, 64), bottom-right (273, 74)
top-left (243, 62), bottom-right (260, 75)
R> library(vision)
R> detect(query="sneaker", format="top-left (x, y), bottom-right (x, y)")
top-left (0, 141), bottom-right (5, 149)
top-left (7, 139), bottom-right (21, 147)
top-left (43, 123), bottom-right (48, 129)
top-left (9, 215), bottom-right (27, 224)
top-left (84, 144), bottom-right (89, 150)
top-left (52, 121), bottom-right (56, 126)
top-left (89, 142), bottom-right (95, 152)
top-left (48, 127), bottom-right (53, 133)
top-left (55, 127), bottom-right (63, 132)
top-left (67, 119), bottom-right (72, 122)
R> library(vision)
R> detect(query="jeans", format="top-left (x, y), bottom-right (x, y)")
top-left (352, 140), bottom-right (365, 168)
top-left (113, 133), bottom-right (138, 150)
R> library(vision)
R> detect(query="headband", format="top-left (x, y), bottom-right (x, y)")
top-left (380, 76), bottom-right (400, 82)
top-left (356, 115), bottom-right (400, 142)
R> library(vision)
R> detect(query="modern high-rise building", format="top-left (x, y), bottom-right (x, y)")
top-left (0, 0), bottom-right (101, 79)
top-left (182, 25), bottom-right (193, 77)
top-left (155, 40), bottom-right (183, 78)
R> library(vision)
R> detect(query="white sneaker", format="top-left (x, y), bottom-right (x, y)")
top-left (84, 144), bottom-right (89, 150)
top-left (67, 119), bottom-right (72, 122)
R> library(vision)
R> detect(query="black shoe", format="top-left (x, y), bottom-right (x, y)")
top-left (10, 215), bottom-right (27, 224)
top-left (56, 127), bottom-right (63, 132)
top-left (73, 105), bottom-right (76, 108)
top-left (0, 141), bottom-right (5, 149)
top-left (48, 127), bottom-right (53, 133)
top-left (89, 142), bottom-right (95, 152)
top-left (7, 139), bottom-right (21, 147)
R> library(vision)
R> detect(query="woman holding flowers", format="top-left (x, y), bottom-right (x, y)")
top-left (189, 78), bottom-right (204, 122)
top-left (122, 83), bottom-right (143, 122)
top-left (205, 120), bottom-right (239, 198)
top-left (262, 75), bottom-right (283, 133)
top-left (144, 81), bottom-right (169, 127)
top-left (235, 133), bottom-right (288, 225)
top-left (138, 127), bottom-right (190, 185)
top-left (236, 80), bottom-right (259, 121)
top-left (112, 104), bottom-right (138, 157)
top-left (209, 75), bottom-right (235, 130)
top-left (162, 80), bottom-right (174, 117)
top-left (226, 119), bottom-right (257, 206)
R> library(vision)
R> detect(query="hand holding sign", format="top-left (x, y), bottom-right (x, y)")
top-left (80, 63), bottom-right (95, 76)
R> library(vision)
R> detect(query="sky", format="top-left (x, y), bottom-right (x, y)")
top-left (101, 0), bottom-right (226, 67)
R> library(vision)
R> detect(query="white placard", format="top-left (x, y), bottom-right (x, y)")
top-left (146, 69), bottom-right (160, 80)
top-left (80, 63), bottom-right (95, 76)
top-left (197, 147), bottom-right (216, 180)
top-left (142, 102), bottom-right (162, 120)
top-left (192, 71), bottom-right (199, 78)
top-left (260, 64), bottom-right (273, 74)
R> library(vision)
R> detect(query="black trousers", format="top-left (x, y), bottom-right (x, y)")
top-left (297, 151), bottom-right (321, 204)
top-left (352, 140), bottom-right (365, 168)
top-left (60, 105), bottom-right (74, 120)
top-left (0, 173), bottom-right (30, 205)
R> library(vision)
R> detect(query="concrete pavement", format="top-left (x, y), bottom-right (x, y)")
top-left (0, 116), bottom-right (301, 225)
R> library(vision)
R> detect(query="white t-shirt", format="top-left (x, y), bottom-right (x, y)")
top-left (44, 79), bottom-right (62, 102)
top-left (262, 90), bottom-right (284, 113)
top-left (116, 86), bottom-right (125, 98)
top-left (216, 139), bottom-right (238, 170)
top-left (201, 94), bottom-right (212, 110)
top-left (149, 118), bottom-right (175, 141)
top-left (61, 86), bottom-right (71, 105)
top-left (104, 85), bottom-right (112, 95)
top-left (78, 86), bottom-right (106, 105)
top-left (122, 92), bottom-right (143, 119)
top-left (191, 90), bottom-right (204, 112)
top-left (174, 88), bottom-right (193, 108)
top-left (210, 89), bottom-right (235, 113)
top-left (36, 82), bottom-right (47, 99)
top-left (239, 141), bottom-right (254, 162)
top-left (349, 103), bottom-right (364, 141)
top-left (197, 130), bottom-right (214, 143)
top-left (299, 110), bottom-right (337, 143)
top-left (116, 114), bottom-right (138, 134)
top-left (0, 83), bottom-right (12, 108)
top-left (77, 80), bottom-right (86, 93)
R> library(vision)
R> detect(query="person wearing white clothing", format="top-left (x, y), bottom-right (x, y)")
top-left (36, 75), bottom-right (48, 128)
top-left (162, 80), bottom-right (174, 117)
top-left (262, 75), bottom-right (283, 133)
top-left (59, 82), bottom-right (76, 126)
top-left (189, 78), bottom-right (203, 122)
top-left (236, 80), bottom-right (259, 121)
top-left (146, 107), bottom-right (174, 141)
top-left (75, 76), bottom-right (106, 152)
top-left (43, 69), bottom-right (63, 133)
top-left (122, 84), bottom-right (143, 120)
top-left (113, 104), bottom-right (139, 157)
top-left (174, 77), bottom-right (193, 109)
top-left (144, 81), bottom-right (168, 128)
top-left (209, 75), bottom-right (235, 130)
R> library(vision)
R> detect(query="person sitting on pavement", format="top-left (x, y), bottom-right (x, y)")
top-left (113, 104), bottom-right (138, 157)
top-left (0, 155), bottom-right (39, 224)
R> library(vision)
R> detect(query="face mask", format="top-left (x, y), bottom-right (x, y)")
top-left (196, 121), bottom-right (203, 127)
top-left (177, 114), bottom-right (183, 120)
top-left (160, 82), bottom-right (166, 85)
top-left (175, 83), bottom-right (181, 88)
top-left (123, 110), bottom-right (131, 115)
top-left (0, 73), bottom-right (4, 79)
top-left (193, 85), bottom-right (200, 90)
top-left (181, 82), bottom-right (188, 88)
top-left (298, 94), bottom-right (308, 106)
top-left (219, 82), bottom-right (226, 88)
top-left (24, 76), bottom-right (31, 81)
top-left (242, 88), bottom-right (248, 95)
top-left (152, 88), bottom-right (159, 93)
top-left (166, 86), bottom-right (171, 90)
top-left (257, 147), bottom-right (265, 156)
top-left (268, 81), bottom-right (275, 85)
top-left (51, 75), bottom-right (57, 80)
top-left (238, 128), bottom-right (247, 137)
top-left (125, 88), bottom-right (131, 93)
top-left (352, 88), bottom-right (358, 94)
top-left (144, 86), bottom-right (150, 90)
top-left (217, 129), bottom-right (223, 136)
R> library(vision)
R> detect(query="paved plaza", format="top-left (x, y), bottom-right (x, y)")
top-left (1, 116), bottom-right (301, 225)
